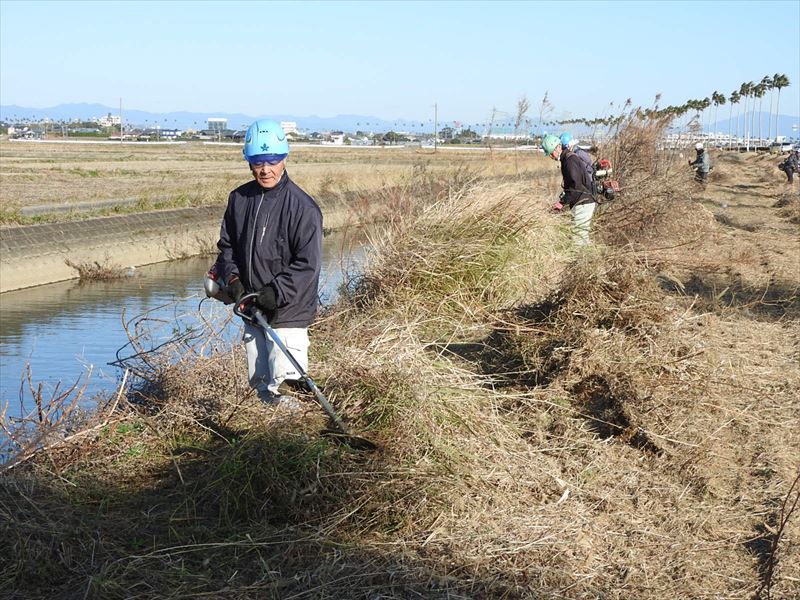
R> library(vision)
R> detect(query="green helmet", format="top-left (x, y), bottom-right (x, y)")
top-left (541, 134), bottom-right (561, 155)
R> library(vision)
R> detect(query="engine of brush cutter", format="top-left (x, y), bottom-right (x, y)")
top-left (593, 158), bottom-right (620, 202)
top-left (203, 265), bottom-right (235, 304)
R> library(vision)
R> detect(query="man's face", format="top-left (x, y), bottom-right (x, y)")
top-left (250, 159), bottom-right (286, 189)
top-left (549, 145), bottom-right (563, 161)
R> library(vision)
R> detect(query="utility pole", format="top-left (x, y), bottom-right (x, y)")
top-left (434, 102), bottom-right (438, 152)
top-left (119, 97), bottom-right (123, 143)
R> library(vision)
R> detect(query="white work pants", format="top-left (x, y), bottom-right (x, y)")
top-left (572, 202), bottom-right (596, 246)
top-left (242, 322), bottom-right (309, 399)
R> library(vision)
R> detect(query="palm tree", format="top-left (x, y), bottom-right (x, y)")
top-left (681, 100), bottom-right (694, 134)
top-left (728, 91), bottom-right (740, 150)
top-left (765, 75), bottom-right (776, 141)
top-left (688, 99), bottom-right (705, 135)
top-left (754, 81), bottom-right (768, 145)
top-left (772, 73), bottom-right (790, 140)
top-left (745, 81), bottom-right (757, 148)
top-left (712, 92), bottom-right (726, 145)
top-left (758, 76), bottom-right (772, 143)
top-left (739, 82), bottom-right (752, 150)
top-left (744, 81), bottom-right (757, 148)
top-left (701, 97), bottom-right (711, 136)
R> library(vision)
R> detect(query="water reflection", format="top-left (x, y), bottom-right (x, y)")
top-left (0, 229), bottom-right (367, 417)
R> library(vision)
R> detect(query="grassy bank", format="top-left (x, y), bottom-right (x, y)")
top-left (2, 122), bottom-right (799, 599)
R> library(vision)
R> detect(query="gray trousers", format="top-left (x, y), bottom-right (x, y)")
top-left (242, 321), bottom-right (309, 399)
top-left (572, 202), bottom-right (596, 246)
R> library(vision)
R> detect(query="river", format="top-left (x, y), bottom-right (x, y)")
top-left (0, 229), bottom-right (368, 420)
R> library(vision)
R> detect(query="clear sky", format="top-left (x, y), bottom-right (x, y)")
top-left (1, 0), bottom-right (798, 123)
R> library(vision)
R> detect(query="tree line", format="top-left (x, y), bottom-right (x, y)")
top-left (555, 74), bottom-right (791, 146)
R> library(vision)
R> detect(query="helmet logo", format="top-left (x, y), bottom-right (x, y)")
top-left (260, 143), bottom-right (269, 151)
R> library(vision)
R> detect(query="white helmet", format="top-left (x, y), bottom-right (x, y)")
top-left (695, 142), bottom-right (704, 150)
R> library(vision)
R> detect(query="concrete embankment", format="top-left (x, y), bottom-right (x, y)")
top-left (0, 206), bottom-right (352, 293)
top-left (0, 206), bottom-right (225, 293)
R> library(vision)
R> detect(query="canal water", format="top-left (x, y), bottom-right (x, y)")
top-left (0, 229), bottom-right (368, 420)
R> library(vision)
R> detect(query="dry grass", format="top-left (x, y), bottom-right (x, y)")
top-left (0, 139), bottom-right (550, 224)
top-left (2, 133), bottom-right (799, 599)
top-left (775, 189), bottom-right (800, 224)
top-left (64, 257), bottom-right (129, 280)
top-left (340, 180), bottom-right (569, 323)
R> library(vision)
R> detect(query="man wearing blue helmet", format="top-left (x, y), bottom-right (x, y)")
top-left (211, 119), bottom-right (322, 406)
top-left (542, 134), bottom-right (596, 246)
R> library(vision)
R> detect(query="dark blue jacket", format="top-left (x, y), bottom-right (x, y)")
top-left (213, 171), bottom-right (322, 328)
top-left (560, 148), bottom-right (595, 208)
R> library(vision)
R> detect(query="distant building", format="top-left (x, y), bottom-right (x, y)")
top-left (159, 128), bottom-right (183, 139)
top-left (196, 128), bottom-right (238, 141)
top-left (207, 118), bottom-right (227, 131)
top-left (280, 121), bottom-right (298, 135)
top-left (141, 127), bottom-right (183, 139)
top-left (96, 113), bottom-right (121, 127)
top-left (322, 131), bottom-right (345, 145)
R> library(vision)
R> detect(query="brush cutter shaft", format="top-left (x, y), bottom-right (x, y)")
top-left (228, 293), bottom-right (377, 451)
top-left (251, 310), bottom-right (347, 432)
top-left (233, 293), bottom-right (348, 433)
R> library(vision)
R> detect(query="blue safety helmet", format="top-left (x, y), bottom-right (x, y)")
top-left (242, 119), bottom-right (289, 164)
top-left (559, 132), bottom-right (573, 148)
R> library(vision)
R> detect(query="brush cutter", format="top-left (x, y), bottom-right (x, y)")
top-left (593, 159), bottom-right (620, 202)
top-left (232, 292), bottom-right (377, 451)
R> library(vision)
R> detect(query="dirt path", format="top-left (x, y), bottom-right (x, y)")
top-left (681, 151), bottom-right (799, 316)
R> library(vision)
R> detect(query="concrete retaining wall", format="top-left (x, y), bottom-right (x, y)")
top-left (0, 206), bottom-right (225, 293)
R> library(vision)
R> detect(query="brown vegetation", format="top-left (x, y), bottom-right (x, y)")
top-left (0, 139), bottom-right (548, 224)
top-left (64, 257), bottom-right (129, 280)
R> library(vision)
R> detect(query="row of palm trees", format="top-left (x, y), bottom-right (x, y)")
top-left (711, 73), bottom-right (791, 149)
top-left (553, 74), bottom-right (791, 149)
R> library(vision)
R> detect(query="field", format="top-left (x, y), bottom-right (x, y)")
top-left (0, 139), bottom-right (551, 223)
top-left (1, 120), bottom-right (800, 599)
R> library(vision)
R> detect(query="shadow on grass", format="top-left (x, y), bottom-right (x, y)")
top-left (660, 274), bottom-right (800, 321)
top-left (0, 421), bottom-right (543, 600)
top-left (429, 300), bottom-right (569, 391)
top-left (713, 212), bottom-right (760, 232)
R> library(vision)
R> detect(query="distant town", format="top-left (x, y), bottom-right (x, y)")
top-left (2, 114), bottom-right (493, 147)
top-left (2, 113), bottom-right (798, 153)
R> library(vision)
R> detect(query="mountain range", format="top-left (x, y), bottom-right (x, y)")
top-left (0, 103), bottom-right (428, 133)
top-left (1, 102), bottom-right (798, 138)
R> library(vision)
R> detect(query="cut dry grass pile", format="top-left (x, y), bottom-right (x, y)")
top-left (64, 257), bottom-right (129, 280)
top-left (774, 188), bottom-right (800, 224)
top-left (2, 140), bottom-right (799, 599)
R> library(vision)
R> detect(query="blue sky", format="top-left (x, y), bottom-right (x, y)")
top-left (1, 0), bottom-right (798, 123)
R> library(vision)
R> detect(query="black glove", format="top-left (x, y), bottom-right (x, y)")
top-left (256, 284), bottom-right (278, 311)
top-left (228, 276), bottom-right (245, 303)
